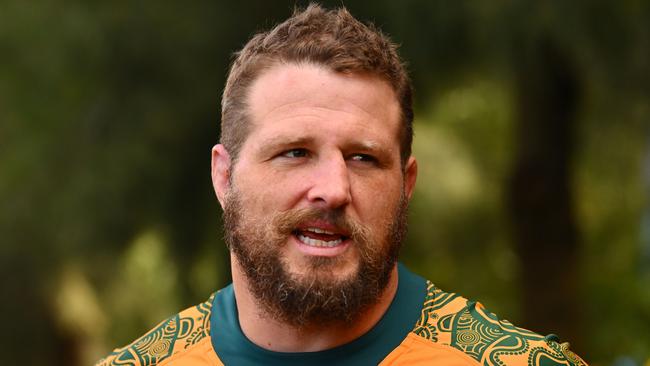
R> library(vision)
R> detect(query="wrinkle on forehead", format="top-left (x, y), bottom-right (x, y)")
top-left (247, 63), bottom-right (400, 129)
top-left (256, 105), bottom-right (381, 130)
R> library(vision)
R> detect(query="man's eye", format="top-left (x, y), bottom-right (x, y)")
top-left (350, 154), bottom-right (377, 163)
top-left (281, 148), bottom-right (308, 158)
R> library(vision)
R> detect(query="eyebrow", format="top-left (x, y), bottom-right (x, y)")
top-left (346, 140), bottom-right (383, 153)
top-left (255, 135), bottom-right (393, 161)
top-left (256, 136), bottom-right (316, 158)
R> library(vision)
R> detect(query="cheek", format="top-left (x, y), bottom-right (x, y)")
top-left (352, 174), bottom-right (404, 221)
top-left (235, 170), bottom-right (306, 214)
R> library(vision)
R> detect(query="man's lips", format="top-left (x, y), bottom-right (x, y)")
top-left (296, 220), bottom-right (350, 235)
top-left (293, 227), bottom-right (349, 248)
top-left (291, 233), bottom-right (351, 257)
top-left (291, 221), bottom-right (351, 252)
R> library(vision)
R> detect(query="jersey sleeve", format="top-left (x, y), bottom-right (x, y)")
top-left (95, 294), bottom-right (215, 366)
top-left (409, 281), bottom-right (588, 366)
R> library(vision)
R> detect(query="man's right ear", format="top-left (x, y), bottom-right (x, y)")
top-left (211, 144), bottom-right (231, 209)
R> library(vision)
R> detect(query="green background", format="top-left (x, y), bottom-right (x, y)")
top-left (1, 1), bottom-right (648, 365)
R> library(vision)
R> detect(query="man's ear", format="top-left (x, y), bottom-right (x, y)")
top-left (211, 144), bottom-right (231, 209)
top-left (404, 156), bottom-right (418, 201)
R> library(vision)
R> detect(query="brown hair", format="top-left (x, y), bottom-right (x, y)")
top-left (220, 3), bottom-right (413, 166)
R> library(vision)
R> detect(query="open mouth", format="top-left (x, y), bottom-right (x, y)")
top-left (292, 227), bottom-right (349, 248)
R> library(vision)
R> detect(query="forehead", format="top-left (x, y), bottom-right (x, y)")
top-left (244, 62), bottom-right (401, 144)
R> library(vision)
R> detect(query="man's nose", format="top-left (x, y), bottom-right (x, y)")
top-left (306, 155), bottom-right (352, 209)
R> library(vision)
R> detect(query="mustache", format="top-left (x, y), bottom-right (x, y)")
top-left (271, 208), bottom-right (370, 245)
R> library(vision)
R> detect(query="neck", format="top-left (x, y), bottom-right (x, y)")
top-left (230, 254), bottom-right (399, 352)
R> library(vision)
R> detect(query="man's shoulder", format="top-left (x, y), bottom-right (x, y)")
top-left (95, 293), bottom-right (216, 366)
top-left (407, 281), bottom-right (587, 366)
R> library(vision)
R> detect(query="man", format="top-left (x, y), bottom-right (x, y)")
top-left (98, 4), bottom-right (587, 365)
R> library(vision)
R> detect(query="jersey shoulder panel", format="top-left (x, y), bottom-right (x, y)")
top-left (95, 293), bottom-right (215, 366)
top-left (411, 281), bottom-right (588, 366)
top-left (381, 333), bottom-right (480, 366)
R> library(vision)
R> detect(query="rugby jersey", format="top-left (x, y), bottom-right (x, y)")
top-left (96, 264), bottom-right (586, 365)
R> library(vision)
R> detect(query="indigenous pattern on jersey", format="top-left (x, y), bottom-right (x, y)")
top-left (95, 275), bottom-right (587, 366)
top-left (96, 294), bottom-right (218, 366)
top-left (406, 281), bottom-right (587, 366)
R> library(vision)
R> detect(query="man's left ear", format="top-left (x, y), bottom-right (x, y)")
top-left (404, 156), bottom-right (417, 200)
top-left (211, 144), bottom-right (231, 209)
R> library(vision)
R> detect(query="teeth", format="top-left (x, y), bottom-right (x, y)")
top-left (304, 227), bottom-right (336, 235)
top-left (297, 234), bottom-right (343, 248)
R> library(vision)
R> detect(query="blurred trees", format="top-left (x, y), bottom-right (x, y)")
top-left (0, 1), bottom-right (648, 365)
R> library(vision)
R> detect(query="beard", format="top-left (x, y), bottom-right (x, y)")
top-left (223, 189), bottom-right (409, 329)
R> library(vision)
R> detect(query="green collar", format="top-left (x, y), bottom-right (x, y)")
top-left (210, 263), bottom-right (426, 366)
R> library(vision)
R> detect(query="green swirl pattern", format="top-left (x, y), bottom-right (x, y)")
top-left (96, 294), bottom-right (214, 366)
top-left (413, 282), bottom-right (587, 366)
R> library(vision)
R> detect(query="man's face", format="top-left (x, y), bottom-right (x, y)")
top-left (214, 63), bottom-right (417, 326)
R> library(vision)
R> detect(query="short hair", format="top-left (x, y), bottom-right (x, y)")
top-left (220, 3), bottom-right (413, 166)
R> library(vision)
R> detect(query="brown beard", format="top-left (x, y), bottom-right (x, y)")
top-left (223, 189), bottom-right (409, 328)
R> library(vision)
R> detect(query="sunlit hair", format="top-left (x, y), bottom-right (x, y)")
top-left (220, 3), bottom-right (413, 166)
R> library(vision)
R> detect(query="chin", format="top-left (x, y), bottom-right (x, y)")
top-left (288, 255), bottom-right (360, 282)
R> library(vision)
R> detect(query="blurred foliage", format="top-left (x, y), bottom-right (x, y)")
top-left (1, 0), bottom-right (648, 365)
